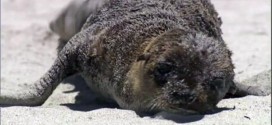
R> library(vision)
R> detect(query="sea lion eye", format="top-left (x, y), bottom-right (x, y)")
top-left (157, 62), bottom-right (174, 74)
top-left (153, 62), bottom-right (175, 85)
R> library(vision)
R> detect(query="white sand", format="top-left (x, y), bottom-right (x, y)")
top-left (1, 0), bottom-right (271, 124)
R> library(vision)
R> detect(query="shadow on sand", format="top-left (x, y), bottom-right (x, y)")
top-left (60, 74), bottom-right (234, 123)
top-left (60, 74), bottom-right (120, 111)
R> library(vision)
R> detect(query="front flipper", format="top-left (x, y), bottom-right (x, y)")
top-left (226, 70), bottom-right (271, 97)
top-left (0, 33), bottom-right (86, 106)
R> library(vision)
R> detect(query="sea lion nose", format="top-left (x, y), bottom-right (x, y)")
top-left (210, 78), bottom-right (225, 90)
top-left (171, 90), bottom-right (196, 104)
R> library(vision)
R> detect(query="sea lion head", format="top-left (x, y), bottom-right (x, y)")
top-left (125, 28), bottom-right (235, 114)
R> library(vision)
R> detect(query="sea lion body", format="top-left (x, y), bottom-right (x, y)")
top-left (67, 0), bottom-right (230, 112)
top-left (1, 0), bottom-right (269, 114)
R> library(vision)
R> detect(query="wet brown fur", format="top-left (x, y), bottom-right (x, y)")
top-left (54, 0), bottom-right (232, 113)
top-left (1, 0), bottom-right (269, 114)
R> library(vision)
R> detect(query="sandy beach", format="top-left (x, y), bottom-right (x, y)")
top-left (1, 0), bottom-right (271, 124)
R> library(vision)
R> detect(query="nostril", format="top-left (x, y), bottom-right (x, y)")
top-left (171, 92), bottom-right (179, 97)
top-left (171, 91), bottom-right (196, 103)
top-left (187, 96), bottom-right (196, 103)
top-left (211, 78), bottom-right (225, 90)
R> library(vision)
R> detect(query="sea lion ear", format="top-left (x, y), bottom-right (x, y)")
top-left (137, 53), bottom-right (151, 62)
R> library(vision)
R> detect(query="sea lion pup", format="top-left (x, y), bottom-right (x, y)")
top-left (0, 0), bottom-right (270, 114)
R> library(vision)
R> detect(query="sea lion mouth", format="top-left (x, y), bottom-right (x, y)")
top-left (165, 106), bottom-right (199, 115)
top-left (164, 103), bottom-right (217, 115)
top-left (148, 96), bottom-right (217, 115)
top-left (147, 99), bottom-right (205, 115)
